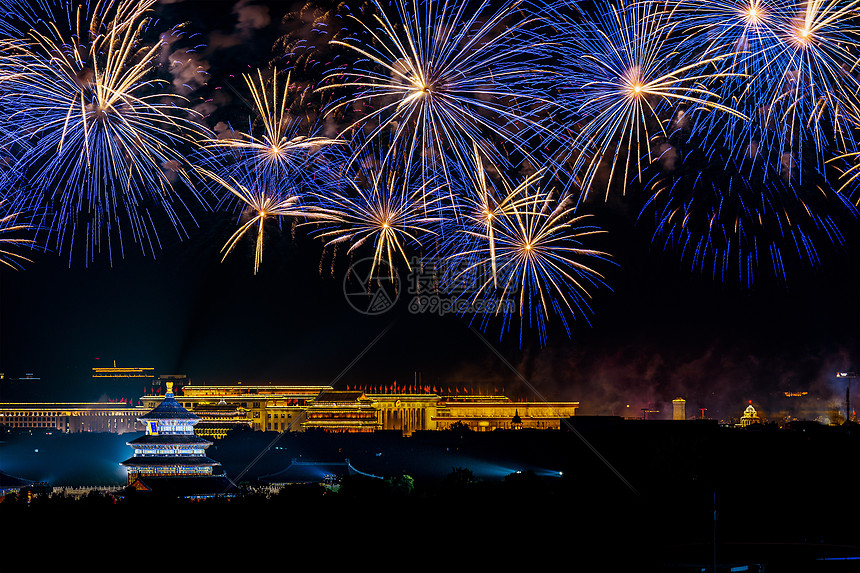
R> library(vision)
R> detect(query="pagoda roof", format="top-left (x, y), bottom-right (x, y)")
top-left (139, 392), bottom-right (199, 421)
top-left (259, 458), bottom-right (381, 483)
top-left (120, 456), bottom-right (220, 467)
top-left (127, 434), bottom-right (212, 446)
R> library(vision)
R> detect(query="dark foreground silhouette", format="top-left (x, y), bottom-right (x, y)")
top-left (2, 419), bottom-right (858, 572)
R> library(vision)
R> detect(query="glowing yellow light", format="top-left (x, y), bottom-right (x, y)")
top-left (627, 80), bottom-right (645, 98)
top-left (796, 26), bottom-right (811, 44)
top-left (743, 5), bottom-right (761, 22)
top-left (524, 242), bottom-right (532, 251)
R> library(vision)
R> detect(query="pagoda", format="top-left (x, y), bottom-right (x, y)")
top-left (120, 382), bottom-right (235, 498)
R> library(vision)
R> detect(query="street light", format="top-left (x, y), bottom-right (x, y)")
top-left (836, 372), bottom-right (857, 424)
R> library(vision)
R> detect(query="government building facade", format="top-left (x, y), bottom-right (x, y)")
top-left (140, 384), bottom-right (580, 436)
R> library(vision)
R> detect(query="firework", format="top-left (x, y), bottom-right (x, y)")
top-left (550, 0), bottom-right (747, 200)
top-left (318, 0), bottom-right (559, 186)
top-left (0, 0), bottom-right (208, 264)
top-left (0, 0), bottom-right (52, 36)
top-left (832, 151), bottom-right (860, 202)
top-left (199, 162), bottom-right (308, 275)
top-left (671, 0), bottom-right (860, 183)
top-left (443, 170), bottom-right (612, 345)
top-left (203, 68), bottom-right (341, 184)
top-left (641, 143), bottom-right (857, 285)
top-left (307, 138), bottom-right (443, 278)
top-left (195, 67), bottom-right (343, 274)
top-left (0, 202), bottom-right (34, 270)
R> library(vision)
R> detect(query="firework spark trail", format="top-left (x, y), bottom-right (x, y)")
top-left (626, 0), bottom-right (860, 284)
top-left (550, 0), bottom-right (748, 201)
top-left (196, 67), bottom-right (343, 274)
top-left (443, 167), bottom-right (614, 345)
top-left (640, 142), bottom-right (857, 285)
top-left (0, 0), bottom-right (209, 264)
top-left (197, 161), bottom-right (308, 275)
top-left (0, 201), bottom-right (34, 270)
top-left (203, 67), bottom-right (342, 185)
top-left (670, 0), bottom-right (860, 183)
top-left (318, 0), bottom-right (564, 191)
top-left (831, 150), bottom-right (860, 202)
top-left (307, 137), bottom-right (444, 279)
top-left (0, 0), bottom-right (53, 36)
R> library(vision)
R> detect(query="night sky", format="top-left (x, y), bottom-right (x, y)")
top-left (0, 0), bottom-right (858, 422)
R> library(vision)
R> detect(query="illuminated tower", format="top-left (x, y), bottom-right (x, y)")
top-left (672, 398), bottom-right (686, 421)
top-left (120, 382), bottom-right (235, 497)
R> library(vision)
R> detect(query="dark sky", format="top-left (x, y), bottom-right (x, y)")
top-left (0, 0), bottom-right (858, 422)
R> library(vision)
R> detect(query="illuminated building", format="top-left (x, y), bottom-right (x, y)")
top-left (738, 403), bottom-right (763, 427)
top-left (673, 398), bottom-right (686, 421)
top-left (3, 384), bottom-right (581, 437)
top-left (0, 403), bottom-right (146, 433)
top-left (120, 382), bottom-right (235, 498)
top-left (92, 365), bottom-right (155, 379)
top-left (369, 392), bottom-right (441, 435)
top-left (302, 391), bottom-right (381, 433)
top-left (431, 395), bottom-right (579, 432)
top-left (192, 399), bottom-right (252, 439)
top-left (92, 363), bottom-right (155, 401)
top-left (140, 384), bottom-right (580, 436)
top-left (141, 385), bottom-right (328, 433)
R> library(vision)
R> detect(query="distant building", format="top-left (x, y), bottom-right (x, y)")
top-left (92, 363), bottom-right (155, 401)
top-left (673, 398), bottom-right (686, 421)
top-left (302, 391), bottom-right (381, 433)
top-left (738, 404), bottom-right (763, 427)
top-left (0, 403), bottom-right (146, 433)
top-left (92, 364), bottom-right (155, 380)
top-left (143, 385), bottom-right (580, 437)
top-left (144, 384), bottom-right (327, 434)
top-left (432, 395), bottom-right (579, 432)
top-left (120, 382), bottom-right (235, 498)
top-left (192, 399), bottom-right (252, 439)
